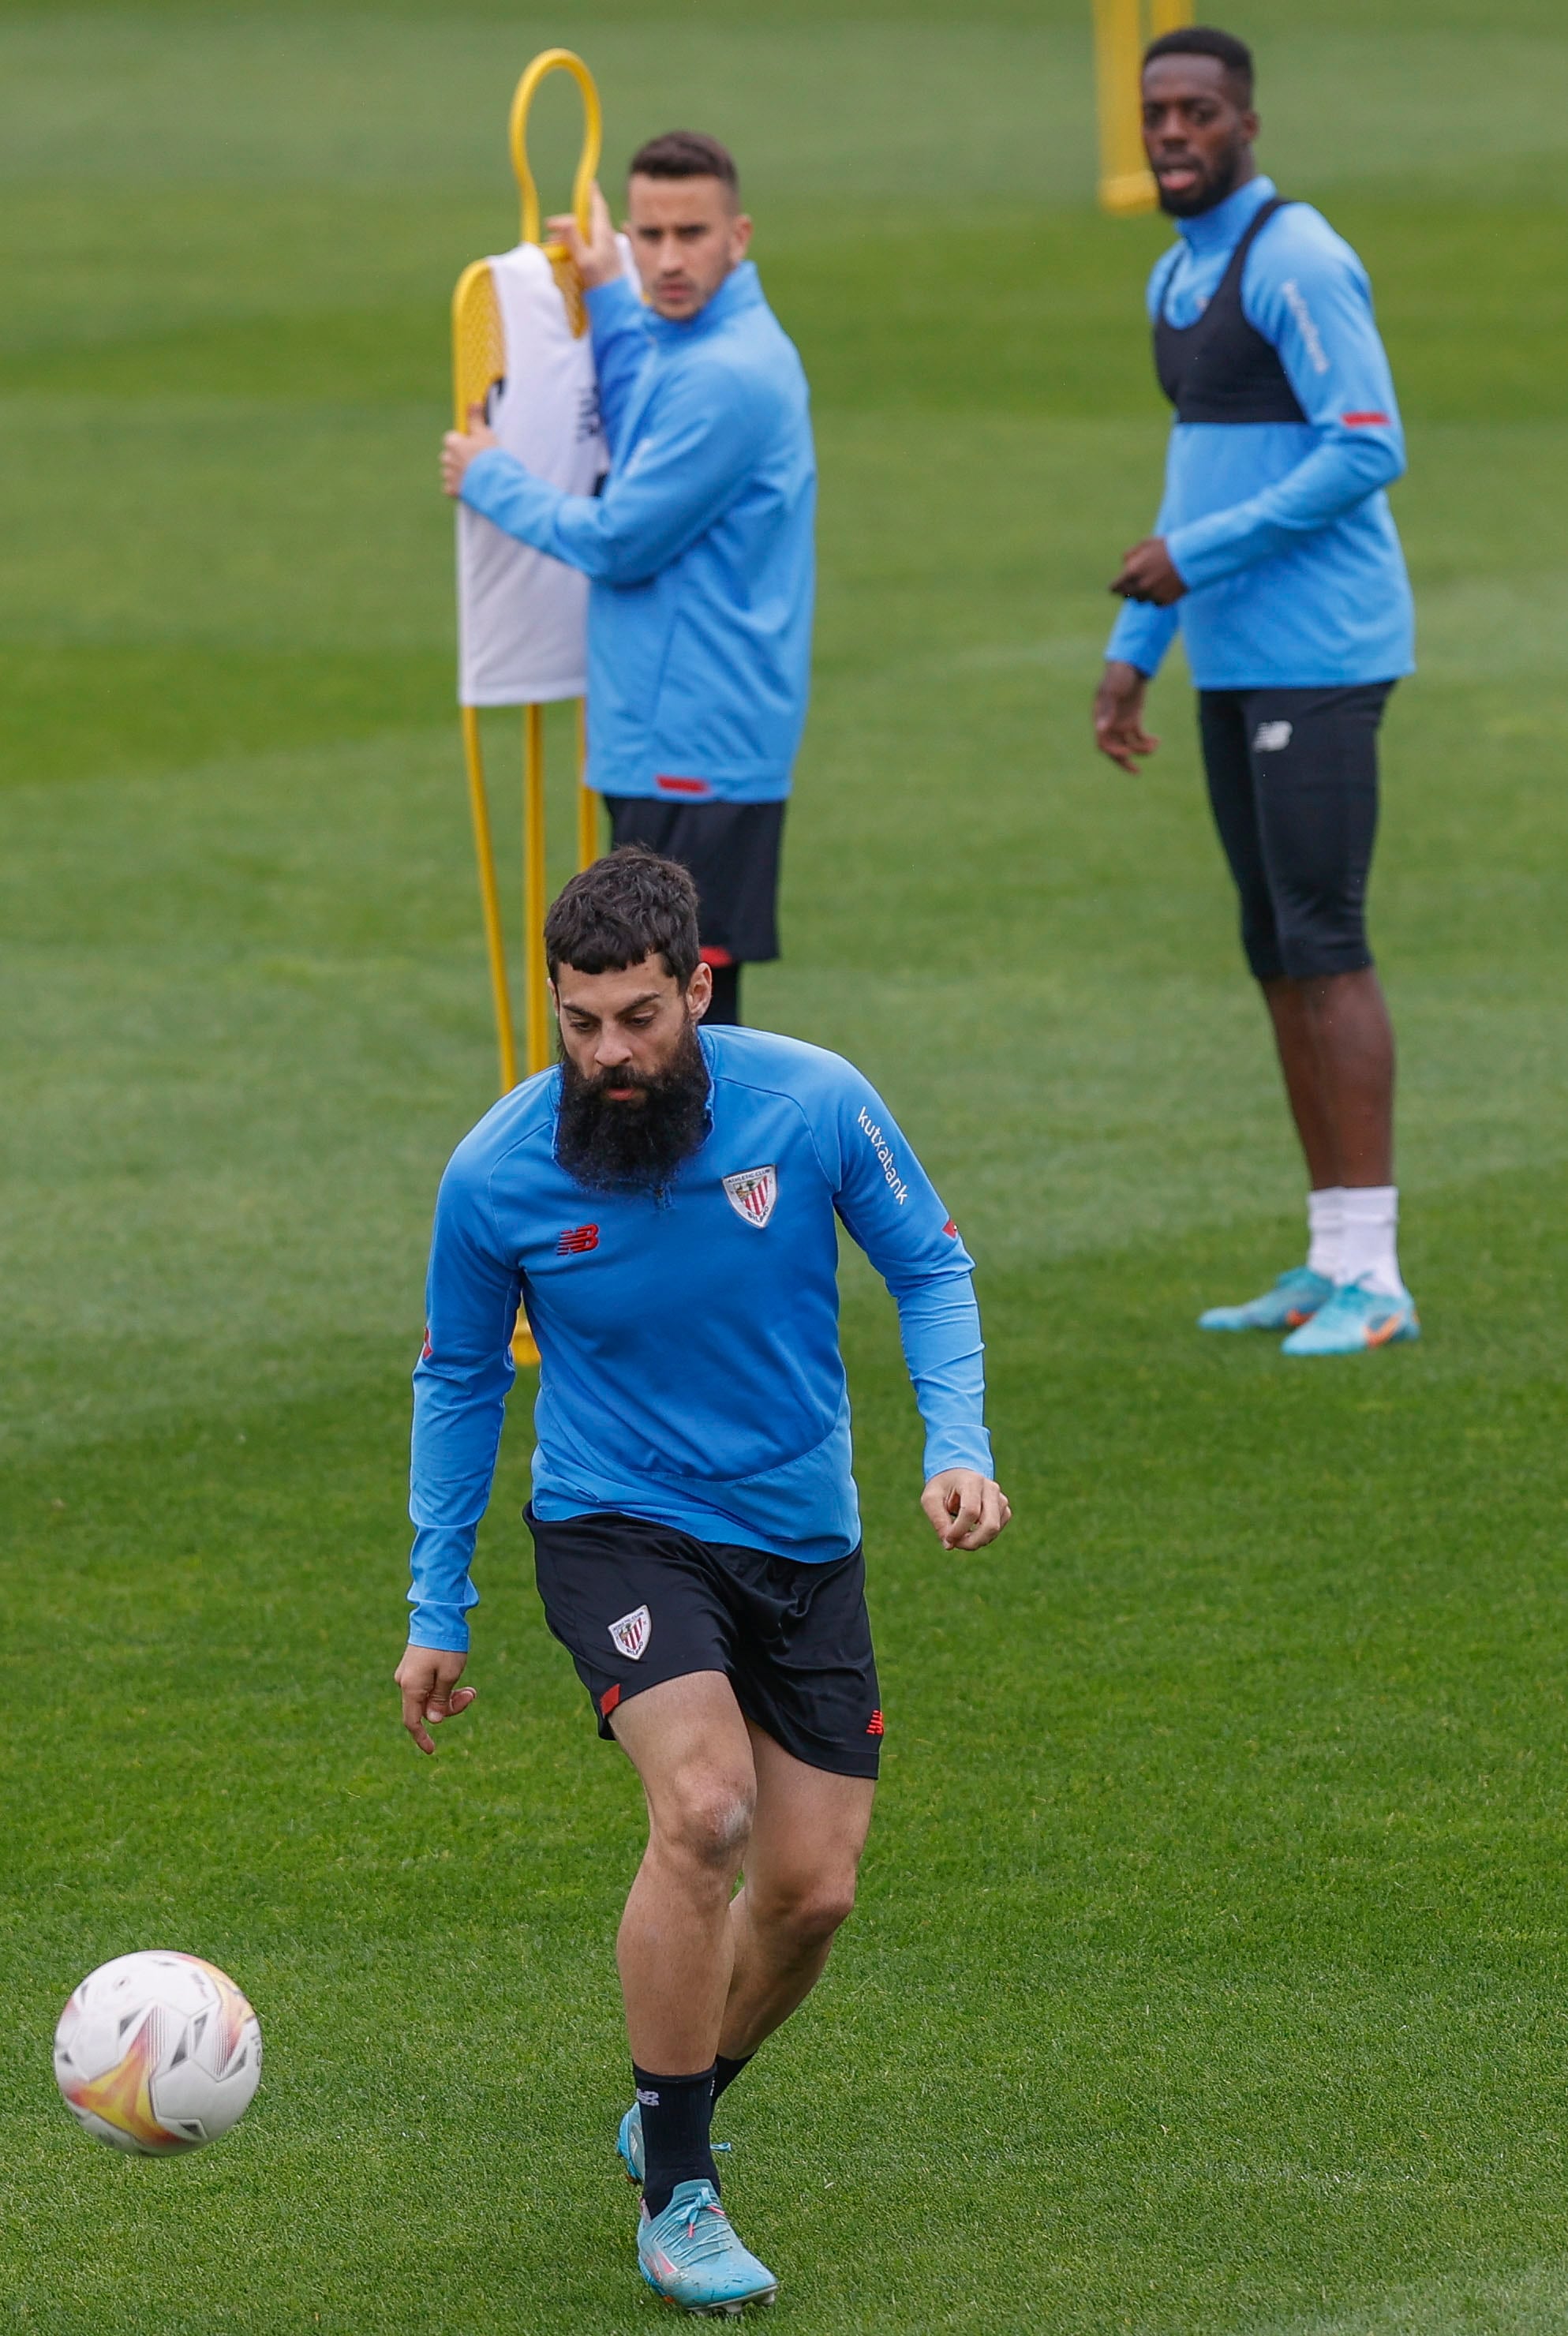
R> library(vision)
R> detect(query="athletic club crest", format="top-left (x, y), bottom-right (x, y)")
top-left (608, 1604), bottom-right (652, 1661)
top-left (722, 1164), bottom-right (777, 1229)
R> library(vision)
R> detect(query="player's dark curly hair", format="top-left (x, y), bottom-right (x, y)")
top-left (628, 130), bottom-right (739, 200)
top-left (544, 847), bottom-right (702, 987)
top-left (1143, 25), bottom-right (1254, 105)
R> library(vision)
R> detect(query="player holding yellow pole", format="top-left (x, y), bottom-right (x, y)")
top-left (442, 131), bottom-right (815, 1033)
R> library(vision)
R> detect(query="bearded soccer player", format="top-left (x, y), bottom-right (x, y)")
top-left (394, 849), bottom-right (1008, 2315)
top-left (441, 132), bottom-right (814, 1030)
top-left (1094, 27), bottom-right (1419, 1355)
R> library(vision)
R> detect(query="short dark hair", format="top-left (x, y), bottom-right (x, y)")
top-left (1143, 24), bottom-right (1254, 105)
top-left (544, 847), bottom-right (702, 987)
top-left (627, 129), bottom-right (739, 200)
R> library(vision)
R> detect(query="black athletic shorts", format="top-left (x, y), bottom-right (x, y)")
top-left (1198, 682), bottom-right (1394, 983)
top-left (528, 1508), bottom-right (882, 1779)
top-left (603, 797), bottom-right (785, 965)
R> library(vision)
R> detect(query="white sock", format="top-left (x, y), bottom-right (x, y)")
top-left (1338, 1185), bottom-right (1404, 1298)
top-left (1305, 1185), bottom-right (1345, 1281)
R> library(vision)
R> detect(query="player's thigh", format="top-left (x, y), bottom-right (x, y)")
top-left (1199, 689), bottom-right (1282, 978)
top-left (1249, 685), bottom-right (1388, 975)
top-left (743, 1720), bottom-right (876, 1922)
top-left (612, 1671), bottom-right (758, 1857)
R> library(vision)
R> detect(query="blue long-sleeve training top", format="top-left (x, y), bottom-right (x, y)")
top-left (406, 1026), bottom-right (992, 1651)
top-left (459, 260), bottom-right (816, 803)
top-left (1107, 175), bottom-right (1415, 690)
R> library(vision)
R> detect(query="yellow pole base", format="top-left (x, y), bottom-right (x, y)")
top-left (1099, 167), bottom-right (1158, 215)
top-left (511, 1320), bottom-right (541, 1368)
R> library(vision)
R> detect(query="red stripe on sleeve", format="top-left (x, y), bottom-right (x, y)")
top-left (1342, 411), bottom-right (1391, 426)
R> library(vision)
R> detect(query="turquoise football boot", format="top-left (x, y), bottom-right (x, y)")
top-left (1281, 1282), bottom-right (1420, 1356)
top-left (1198, 1266), bottom-right (1334, 1333)
top-left (637, 2180), bottom-right (778, 2315)
top-left (617, 2102), bottom-right (731, 2186)
top-left (617, 2103), bottom-right (644, 2184)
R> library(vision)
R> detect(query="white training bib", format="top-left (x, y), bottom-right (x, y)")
top-left (455, 237), bottom-right (633, 709)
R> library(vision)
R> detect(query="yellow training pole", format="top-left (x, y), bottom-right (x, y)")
top-left (510, 48), bottom-right (601, 247)
top-left (522, 703), bottom-right (551, 1075)
top-left (461, 709), bottom-right (518, 1095)
top-left (575, 699), bottom-right (598, 869)
top-left (1095, 0), bottom-right (1154, 215)
top-left (1095, 0), bottom-right (1192, 217)
top-left (451, 49), bottom-right (607, 1368)
top-left (452, 259), bottom-right (518, 1099)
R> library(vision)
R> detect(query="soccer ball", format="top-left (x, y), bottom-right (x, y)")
top-left (54, 1951), bottom-right (262, 2154)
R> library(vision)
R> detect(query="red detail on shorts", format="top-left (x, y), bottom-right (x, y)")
top-left (942, 1219), bottom-right (958, 1237)
top-left (556, 1224), bottom-right (600, 1255)
top-left (655, 774), bottom-right (713, 797)
top-left (700, 945), bottom-right (735, 967)
top-left (1342, 411), bottom-right (1391, 426)
top-left (601, 1683), bottom-right (622, 1718)
top-left (866, 1709), bottom-right (885, 1737)
top-left (421, 1327), bottom-right (432, 1358)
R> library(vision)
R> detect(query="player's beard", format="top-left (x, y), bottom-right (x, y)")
top-left (1157, 138), bottom-right (1248, 218)
top-left (554, 1019), bottom-right (712, 1194)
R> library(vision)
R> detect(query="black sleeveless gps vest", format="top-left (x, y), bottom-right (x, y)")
top-left (1154, 195), bottom-right (1308, 425)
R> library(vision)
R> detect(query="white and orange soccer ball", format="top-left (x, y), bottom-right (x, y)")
top-left (54, 1951), bottom-right (262, 2154)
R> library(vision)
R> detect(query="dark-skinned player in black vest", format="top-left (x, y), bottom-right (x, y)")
top-left (1093, 25), bottom-right (1420, 1355)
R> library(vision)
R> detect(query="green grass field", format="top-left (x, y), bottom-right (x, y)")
top-left (4, 2), bottom-right (1568, 2327)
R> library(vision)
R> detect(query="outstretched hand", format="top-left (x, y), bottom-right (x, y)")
top-left (395, 1645), bottom-right (476, 1754)
top-left (922, 1469), bottom-right (1011, 1552)
top-left (545, 182), bottom-right (621, 290)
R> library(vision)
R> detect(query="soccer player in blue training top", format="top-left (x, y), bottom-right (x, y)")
top-left (1092, 25), bottom-right (1420, 1357)
top-left (441, 131), bottom-right (814, 1033)
top-left (394, 848), bottom-right (1009, 2315)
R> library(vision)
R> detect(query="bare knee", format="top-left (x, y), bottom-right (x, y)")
top-left (652, 1768), bottom-right (756, 1881)
top-left (752, 1865), bottom-right (858, 1952)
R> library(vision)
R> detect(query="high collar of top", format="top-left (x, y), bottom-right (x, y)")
top-left (646, 258), bottom-right (763, 345)
top-left (1175, 171), bottom-right (1277, 257)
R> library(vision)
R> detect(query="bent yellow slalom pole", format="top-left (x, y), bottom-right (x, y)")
top-left (452, 262), bottom-right (518, 1099)
top-left (508, 48), bottom-right (603, 1099)
top-left (1095, 0), bottom-right (1192, 216)
top-left (451, 50), bottom-right (608, 1368)
top-left (511, 46), bottom-right (601, 253)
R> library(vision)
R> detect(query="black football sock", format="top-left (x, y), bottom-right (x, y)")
top-left (711, 2051), bottom-right (753, 2105)
top-left (704, 962), bottom-right (741, 1024)
top-left (634, 2062), bottom-right (719, 2218)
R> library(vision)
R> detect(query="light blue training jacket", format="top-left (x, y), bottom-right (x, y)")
top-left (406, 1026), bottom-right (992, 1653)
top-left (1107, 176), bottom-right (1415, 690)
top-left (460, 260), bottom-right (816, 803)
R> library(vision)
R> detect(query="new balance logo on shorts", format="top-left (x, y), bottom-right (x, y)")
top-left (866, 1709), bottom-right (885, 1737)
top-left (556, 1224), bottom-right (600, 1255)
top-left (1252, 721), bottom-right (1294, 754)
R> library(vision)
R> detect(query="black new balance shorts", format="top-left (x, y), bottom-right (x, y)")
top-left (1198, 682), bottom-right (1395, 983)
top-left (528, 1509), bottom-right (882, 1780)
top-left (603, 797), bottom-right (785, 965)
